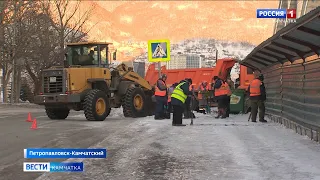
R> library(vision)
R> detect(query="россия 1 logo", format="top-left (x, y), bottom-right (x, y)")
top-left (257, 9), bottom-right (296, 23)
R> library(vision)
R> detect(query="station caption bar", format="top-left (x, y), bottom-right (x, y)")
top-left (24, 148), bottom-right (107, 159)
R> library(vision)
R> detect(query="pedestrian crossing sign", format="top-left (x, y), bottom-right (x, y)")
top-left (148, 39), bottom-right (170, 62)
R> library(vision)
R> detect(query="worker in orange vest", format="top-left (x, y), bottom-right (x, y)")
top-left (198, 81), bottom-right (209, 99)
top-left (248, 71), bottom-right (267, 123)
top-left (225, 77), bottom-right (234, 117)
top-left (197, 81), bottom-right (209, 113)
top-left (213, 76), bottom-right (228, 119)
top-left (154, 74), bottom-right (168, 120)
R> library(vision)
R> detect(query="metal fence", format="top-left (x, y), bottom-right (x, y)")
top-left (262, 57), bottom-right (320, 130)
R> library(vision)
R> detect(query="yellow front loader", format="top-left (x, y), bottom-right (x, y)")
top-left (34, 42), bottom-right (155, 121)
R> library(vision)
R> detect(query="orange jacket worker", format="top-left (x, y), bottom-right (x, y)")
top-left (154, 74), bottom-right (168, 120)
top-left (213, 76), bottom-right (228, 119)
top-left (248, 71), bottom-right (267, 123)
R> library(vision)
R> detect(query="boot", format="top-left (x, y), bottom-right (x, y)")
top-left (259, 119), bottom-right (267, 123)
top-left (220, 108), bottom-right (227, 119)
top-left (173, 124), bottom-right (186, 126)
top-left (215, 109), bottom-right (222, 119)
top-left (154, 115), bottom-right (164, 120)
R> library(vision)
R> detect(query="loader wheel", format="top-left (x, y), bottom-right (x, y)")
top-left (84, 89), bottom-right (110, 121)
top-left (45, 107), bottom-right (70, 120)
top-left (123, 87), bottom-right (146, 118)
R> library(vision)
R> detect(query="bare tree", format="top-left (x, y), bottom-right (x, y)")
top-left (0, 0), bottom-right (34, 102)
top-left (21, 10), bottom-right (59, 96)
top-left (0, 0), bottom-right (94, 101)
top-left (42, 0), bottom-right (95, 64)
top-left (22, 0), bottom-right (94, 95)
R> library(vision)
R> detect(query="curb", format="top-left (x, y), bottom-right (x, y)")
top-left (0, 103), bottom-right (44, 109)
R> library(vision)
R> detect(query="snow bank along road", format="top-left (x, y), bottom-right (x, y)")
top-left (1, 106), bottom-right (320, 180)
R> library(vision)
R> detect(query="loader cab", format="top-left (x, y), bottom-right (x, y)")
top-left (65, 42), bottom-right (114, 68)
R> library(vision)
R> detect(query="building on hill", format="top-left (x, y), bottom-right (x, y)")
top-left (186, 54), bottom-right (202, 68)
top-left (166, 55), bottom-right (187, 69)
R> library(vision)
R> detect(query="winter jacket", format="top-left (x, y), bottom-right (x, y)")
top-left (248, 78), bottom-right (266, 101)
top-left (171, 80), bottom-right (192, 107)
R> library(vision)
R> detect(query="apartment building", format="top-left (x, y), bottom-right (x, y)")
top-left (186, 55), bottom-right (201, 68)
top-left (166, 55), bottom-right (187, 69)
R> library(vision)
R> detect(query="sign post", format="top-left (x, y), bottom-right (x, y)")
top-left (157, 62), bottom-right (161, 78)
top-left (147, 39), bottom-right (171, 78)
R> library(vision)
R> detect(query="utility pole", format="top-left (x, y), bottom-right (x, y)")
top-left (216, 49), bottom-right (218, 62)
top-left (157, 62), bottom-right (161, 78)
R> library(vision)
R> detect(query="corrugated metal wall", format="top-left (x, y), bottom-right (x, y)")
top-left (262, 56), bottom-right (320, 130)
top-left (263, 64), bottom-right (282, 116)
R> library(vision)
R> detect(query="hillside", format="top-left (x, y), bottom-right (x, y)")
top-left (77, 1), bottom-right (278, 61)
top-left (134, 38), bottom-right (255, 77)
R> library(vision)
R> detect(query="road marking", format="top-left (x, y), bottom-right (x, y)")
top-left (0, 116), bottom-right (9, 119)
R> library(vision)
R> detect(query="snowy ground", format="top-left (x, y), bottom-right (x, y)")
top-left (34, 108), bottom-right (320, 180)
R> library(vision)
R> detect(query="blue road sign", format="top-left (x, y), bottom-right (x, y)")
top-left (148, 39), bottom-right (170, 62)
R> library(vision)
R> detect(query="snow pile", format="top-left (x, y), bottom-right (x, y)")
top-left (109, 107), bottom-right (125, 118)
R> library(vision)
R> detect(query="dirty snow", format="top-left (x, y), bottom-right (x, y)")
top-left (37, 111), bottom-right (320, 180)
top-left (69, 107), bottom-right (125, 119)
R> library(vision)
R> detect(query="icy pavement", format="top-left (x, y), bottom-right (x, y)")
top-left (36, 111), bottom-right (320, 180)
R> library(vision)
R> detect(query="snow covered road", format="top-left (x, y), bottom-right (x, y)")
top-left (36, 112), bottom-right (320, 180)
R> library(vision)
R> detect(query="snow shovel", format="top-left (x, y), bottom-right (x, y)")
top-left (190, 96), bottom-right (194, 125)
top-left (205, 94), bottom-right (211, 114)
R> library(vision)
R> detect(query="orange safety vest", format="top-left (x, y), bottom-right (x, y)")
top-left (154, 80), bottom-right (167, 97)
top-left (198, 85), bottom-right (208, 99)
top-left (250, 79), bottom-right (262, 96)
top-left (214, 80), bottom-right (228, 97)
top-left (225, 82), bottom-right (232, 96)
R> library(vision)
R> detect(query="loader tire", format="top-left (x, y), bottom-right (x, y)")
top-left (123, 87), bottom-right (146, 118)
top-left (45, 107), bottom-right (70, 120)
top-left (84, 89), bottom-right (110, 121)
